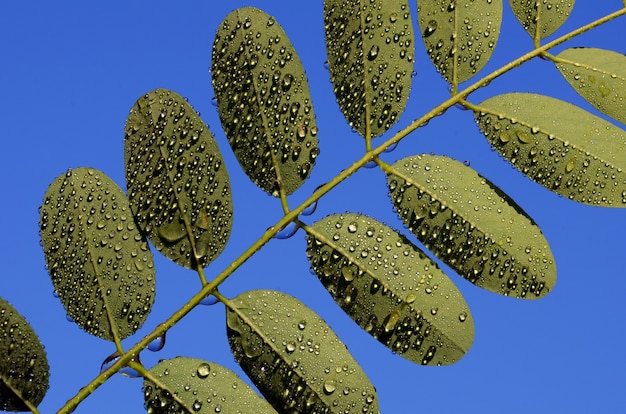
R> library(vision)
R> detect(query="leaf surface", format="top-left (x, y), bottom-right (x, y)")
top-left (125, 88), bottom-right (233, 269)
top-left (144, 357), bottom-right (276, 414)
top-left (40, 168), bottom-right (156, 340)
top-left (227, 290), bottom-right (378, 413)
top-left (388, 155), bottom-right (557, 299)
top-left (324, 0), bottom-right (414, 137)
top-left (474, 93), bottom-right (626, 207)
top-left (307, 213), bottom-right (473, 365)
top-left (212, 7), bottom-right (319, 196)
top-left (0, 297), bottom-right (49, 411)
top-left (508, 0), bottom-right (575, 39)
top-left (417, 0), bottom-right (502, 84)
top-left (556, 47), bottom-right (626, 125)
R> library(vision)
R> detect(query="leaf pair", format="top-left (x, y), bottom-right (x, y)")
top-left (144, 290), bottom-right (378, 413)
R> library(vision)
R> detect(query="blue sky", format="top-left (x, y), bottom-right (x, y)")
top-left (1, 1), bottom-right (625, 413)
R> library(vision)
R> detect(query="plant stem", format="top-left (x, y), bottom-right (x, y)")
top-left (55, 7), bottom-right (626, 413)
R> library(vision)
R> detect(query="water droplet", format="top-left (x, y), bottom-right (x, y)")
top-left (367, 45), bottom-right (380, 61)
top-left (274, 221), bottom-right (300, 239)
top-left (197, 362), bottom-right (211, 378)
top-left (148, 332), bottom-right (166, 352)
top-left (323, 378), bottom-right (337, 394)
top-left (424, 20), bottom-right (438, 36)
top-left (347, 222), bottom-right (358, 233)
top-left (200, 294), bottom-right (219, 306)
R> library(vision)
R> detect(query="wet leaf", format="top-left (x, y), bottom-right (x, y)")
top-left (227, 290), bottom-right (378, 413)
top-left (212, 7), bottom-right (319, 196)
top-left (125, 88), bottom-right (233, 269)
top-left (0, 297), bottom-right (49, 411)
top-left (474, 93), bottom-right (626, 207)
top-left (40, 168), bottom-right (156, 340)
top-left (417, 0), bottom-right (502, 84)
top-left (556, 47), bottom-right (626, 125)
top-left (306, 213), bottom-right (473, 365)
top-left (508, 0), bottom-right (575, 39)
top-left (144, 357), bottom-right (276, 414)
top-left (388, 155), bottom-right (556, 299)
top-left (324, 0), bottom-right (414, 138)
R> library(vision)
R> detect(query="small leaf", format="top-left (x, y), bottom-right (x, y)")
top-left (125, 88), bottom-right (233, 269)
top-left (417, 0), bottom-right (502, 84)
top-left (474, 93), bottom-right (626, 207)
top-left (508, 0), bottom-right (575, 39)
top-left (324, 0), bottom-right (415, 137)
top-left (212, 7), bottom-right (319, 196)
top-left (388, 155), bottom-right (556, 299)
top-left (227, 290), bottom-right (378, 413)
top-left (556, 47), bottom-right (626, 125)
top-left (144, 357), bottom-right (276, 413)
top-left (306, 213), bottom-right (474, 365)
top-left (40, 168), bottom-right (156, 340)
top-left (0, 297), bottom-right (49, 411)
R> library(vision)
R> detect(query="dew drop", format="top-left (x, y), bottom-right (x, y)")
top-left (148, 332), bottom-right (166, 352)
top-left (197, 362), bottom-right (211, 378)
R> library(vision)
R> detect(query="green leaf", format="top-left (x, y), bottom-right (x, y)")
top-left (324, 0), bottom-right (415, 138)
top-left (227, 290), bottom-right (378, 413)
top-left (144, 357), bottom-right (277, 414)
top-left (474, 93), bottom-right (626, 207)
top-left (125, 88), bottom-right (233, 269)
top-left (388, 155), bottom-right (557, 299)
top-left (555, 47), bottom-right (626, 125)
top-left (212, 7), bottom-right (319, 196)
top-left (417, 0), bottom-right (502, 84)
top-left (306, 213), bottom-right (473, 365)
top-left (0, 297), bottom-right (49, 411)
top-left (39, 168), bottom-right (156, 340)
top-left (508, 0), bottom-right (575, 39)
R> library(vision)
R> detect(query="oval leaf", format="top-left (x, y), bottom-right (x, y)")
top-left (125, 88), bottom-right (233, 269)
top-left (212, 7), bottom-right (319, 196)
top-left (0, 297), bottom-right (49, 411)
top-left (474, 92), bottom-right (626, 207)
top-left (508, 0), bottom-right (575, 39)
top-left (40, 168), bottom-right (156, 340)
top-left (388, 155), bottom-right (556, 299)
top-left (227, 290), bottom-right (378, 413)
top-left (306, 213), bottom-right (474, 366)
top-left (324, 0), bottom-right (415, 137)
top-left (144, 357), bottom-right (277, 413)
top-left (417, 0), bottom-right (502, 84)
top-left (556, 47), bottom-right (626, 125)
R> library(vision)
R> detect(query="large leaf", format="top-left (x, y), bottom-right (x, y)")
top-left (125, 88), bottom-right (233, 269)
top-left (324, 0), bottom-right (415, 138)
top-left (474, 93), bottom-right (626, 207)
top-left (555, 47), bottom-right (626, 125)
top-left (144, 357), bottom-right (277, 413)
top-left (0, 297), bottom-right (49, 411)
top-left (508, 0), bottom-right (575, 39)
top-left (212, 7), bottom-right (319, 196)
top-left (227, 290), bottom-right (379, 413)
top-left (417, 0), bottom-right (502, 84)
top-left (40, 168), bottom-right (156, 340)
top-left (306, 213), bottom-right (473, 365)
top-left (388, 155), bottom-right (557, 299)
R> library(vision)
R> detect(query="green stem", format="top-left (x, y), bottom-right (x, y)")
top-left (56, 7), bottom-right (626, 413)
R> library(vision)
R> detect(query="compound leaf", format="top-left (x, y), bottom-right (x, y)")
top-left (474, 93), bottom-right (626, 207)
top-left (508, 0), bottom-right (575, 39)
top-left (417, 0), bottom-right (502, 84)
top-left (306, 213), bottom-right (473, 365)
top-left (227, 290), bottom-right (378, 413)
top-left (40, 168), bottom-right (156, 341)
top-left (212, 7), bottom-right (319, 197)
top-left (324, 0), bottom-right (415, 138)
top-left (144, 357), bottom-right (276, 414)
top-left (125, 88), bottom-right (233, 269)
top-left (388, 155), bottom-right (557, 299)
top-left (556, 47), bottom-right (626, 125)
top-left (0, 297), bottom-right (49, 411)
